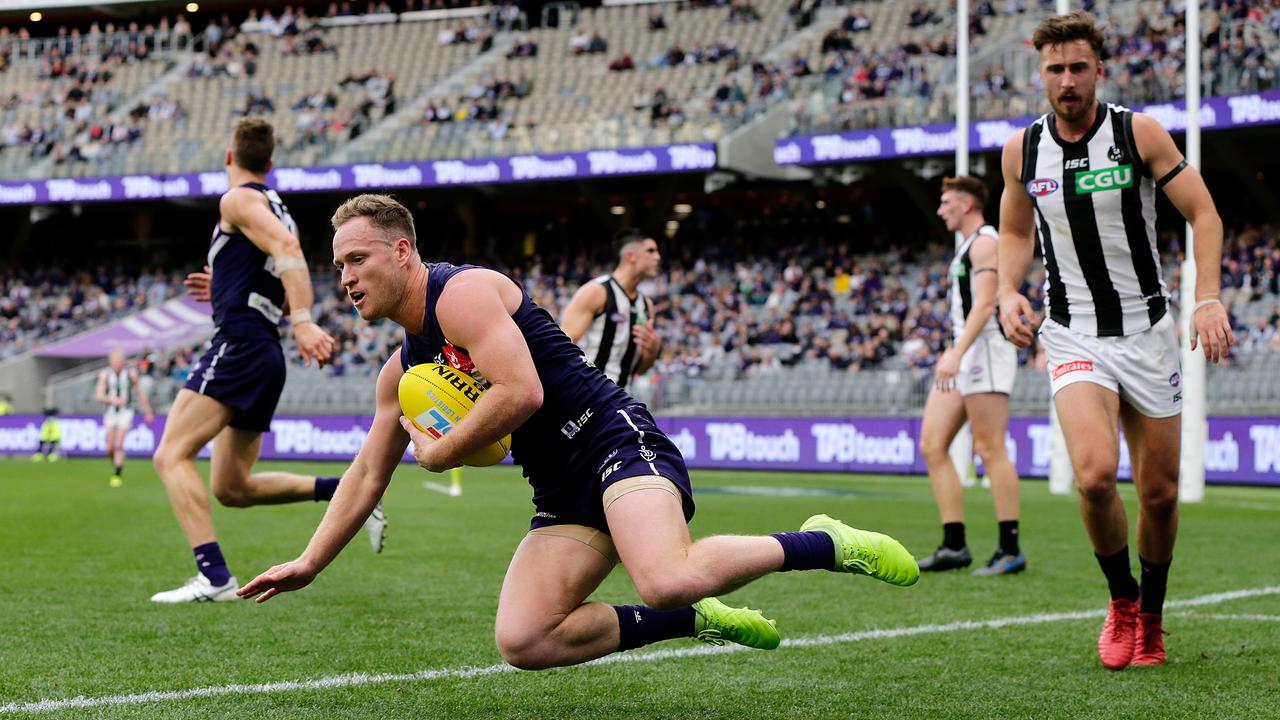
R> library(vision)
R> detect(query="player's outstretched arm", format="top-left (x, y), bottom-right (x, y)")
top-left (408, 271), bottom-right (543, 473)
top-left (997, 129), bottom-right (1037, 348)
top-left (560, 281), bottom-right (606, 343)
top-left (237, 354), bottom-right (409, 603)
top-left (221, 188), bottom-right (336, 367)
top-left (1132, 113), bottom-right (1233, 363)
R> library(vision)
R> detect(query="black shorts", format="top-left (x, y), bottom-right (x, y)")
top-left (184, 338), bottom-right (285, 433)
top-left (529, 403), bottom-right (695, 534)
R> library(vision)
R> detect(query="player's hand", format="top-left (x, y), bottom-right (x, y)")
top-left (399, 416), bottom-right (457, 472)
top-left (144, 412), bottom-right (154, 424)
top-left (1191, 301), bottom-right (1234, 364)
top-left (113, 397), bottom-right (126, 407)
top-left (236, 558), bottom-right (319, 603)
top-left (632, 323), bottom-right (660, 361)
top-left (184, 266), bottom-right (212, 302)
top-left (934, 348), bottom-right (961, 391)
top-left (292, 321), bottom-right (336, 368)
top-left (998, 290), bottom-right (1037, 348)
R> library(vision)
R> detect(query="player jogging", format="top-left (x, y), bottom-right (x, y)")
top-left (917, 176), bottom-right (1024, 576)
top-left (560, 228), bottom-right (662, 388)
top-left (96, 349), bottom-right (153, 487)
top-left (150, 119), bottom-right (384, 604)
top-left (997, 12), bottom-right (1232, 669)
top-left (238, 194), bottom-right (920, 669)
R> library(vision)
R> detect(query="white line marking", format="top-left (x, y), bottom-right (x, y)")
top-left (3, 585), bottom-right (1277, 715)
top-left (1174, 613), bottom-right (1280, 623)
top-left (422, 481), bottom-right (456, 496)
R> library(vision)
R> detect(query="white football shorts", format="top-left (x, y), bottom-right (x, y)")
top-left (957, 332), bottom-right (1018, 396)
top-left (103, 407), bottom-right (135, 431)
top-left (1039, 313), bottom-right (1182, 419)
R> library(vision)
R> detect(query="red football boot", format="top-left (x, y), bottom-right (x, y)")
top-left (1131, 613), bottom-right (1167, 667)
top-left (1097, 598), bottom-right (1139, 670)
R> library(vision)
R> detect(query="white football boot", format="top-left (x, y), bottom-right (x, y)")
top-left (150, 574), bottom-right (239, 603)
top-left (364, 500), bottom-right (387, 554)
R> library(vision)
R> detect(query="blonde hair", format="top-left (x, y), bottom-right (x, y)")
top-left (331, 194), bottom-right (418, 248)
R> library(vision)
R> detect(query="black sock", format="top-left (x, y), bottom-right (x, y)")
top-left (1139, 556), bottom-right (1172, 615)
top-left (613, 605), bottom-right (696, 651)
top-left (771, 531), bottom-right (835, 571)
top-left (1095, 546), bottom-right (1139, 602)
top-left (942, 522), bottom-right (966, 551)
top-left (314, 476), bottom-right (340, 501)
top-left (193, 541), bottom-right (231, 586)
top-left (998, 520), bottom-right (1020, 556)
top-left (114, 463), bottom-right (123, 476)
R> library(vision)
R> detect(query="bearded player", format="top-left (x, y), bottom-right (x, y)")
top-left (997, 12), bottom-right (1232, 669)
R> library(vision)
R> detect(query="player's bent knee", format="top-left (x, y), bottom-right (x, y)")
top-left (212, 483), bottom-right (253, 508)
top-left (973, 437), bottom-right (1007, 466)
top-left (1075, 472), bottom-right (1118, 503)
top-left (919, 434), bottom-right (948, 463)
top-left (632, 575), bottom-right (699, 611)
top-left (494, 626), bottom-right (557, 671)
top-left (1138, 482), bottom-right (1178, 517)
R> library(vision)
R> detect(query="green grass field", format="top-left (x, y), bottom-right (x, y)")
top-left (2, 458), bottom-right (1277, 719)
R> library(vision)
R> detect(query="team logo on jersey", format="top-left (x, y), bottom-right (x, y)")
top-left (1064, 157), bottom-right (1089, 170)
top-left (1075, 165), bottom-right (1134, 193)
top-left (441, 343), bottom-right (475, 374)
top-left (1052, 360), bottom-right (1094, 380)
top-left (1107, 145), bottom-right (1124, 162)
top-left (1027, 178), bottom-right (1060, 197)
top-left (1169, 372), bottom-right (1181, 387)
top-left (639, 447), bottom-right (658, 462)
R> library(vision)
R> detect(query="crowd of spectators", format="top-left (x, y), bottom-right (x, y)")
top-left (0, 268), bottom-right (183, 361)
top-left (799, 0), bottom-right (1280, 134)
top-left (6, 219), bottom-right (1280, 390)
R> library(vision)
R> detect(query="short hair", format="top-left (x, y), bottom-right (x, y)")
top-left (1032, 10), bottom-right (1105, 59)
top-left (613, 227), bottom-right (649, 258)
top-left (231, 117), bottom-right (274, 174)
top-left (941, 175), bottom-right (988, 209)
top-left (331, 193), bottom-right (417, 247)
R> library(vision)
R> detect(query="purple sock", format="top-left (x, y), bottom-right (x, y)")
top-left (193, 541), bottom-right (231, 586)
top-left (613, 605), bottom-right (696, 651)
top-left (771, 531), bottom-right (835, 571)
top-left (314, 476), bottom-right (340, 501)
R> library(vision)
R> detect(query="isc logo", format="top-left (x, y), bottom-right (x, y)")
top-left (1026, 178), bottom-right (1059, 197)
top-left (1064, 157), bottom-right (1090, 170)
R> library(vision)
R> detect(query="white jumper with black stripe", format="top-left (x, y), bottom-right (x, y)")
top-left (1020, 103), bottom-right (1169, 337)
top-left (575, 274), bottom-right (650, 388)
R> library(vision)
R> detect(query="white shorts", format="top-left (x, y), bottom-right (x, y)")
top-left (1039, 313), bottom-right (1182, 419)
top-left (957, 333), bottom-right (1018, 396)
top-left (103, 407), bottom-right (135, 431)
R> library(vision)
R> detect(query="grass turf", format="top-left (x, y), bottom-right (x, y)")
top-left (1, 457), bottom-right (1277, 719)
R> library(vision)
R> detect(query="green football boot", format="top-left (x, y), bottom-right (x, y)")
top-left (800, 514), bottom-right (920, 587)
top-left (691, 597), bottom-right (780, 650)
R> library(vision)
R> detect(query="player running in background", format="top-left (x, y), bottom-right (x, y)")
top-left (96, 349), bottom-right (153, 488)
top-left (997, 12), bottom-right (1232, 669)
top-left (561, 228), bottom-right (662, 389)
top-left (238, 194), bottom-right (919, 669)
top-left (150, 119), bottom-right (384, 604)
top-left (917, 176), bottom-right (1024, 576)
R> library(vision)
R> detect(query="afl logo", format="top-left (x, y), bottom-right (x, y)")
top-left (1027, 178), bottom-right (1060, 197)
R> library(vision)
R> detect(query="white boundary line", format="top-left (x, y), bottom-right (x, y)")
top-left (3, 585), bottom-right (1277, 715)
top-left (1175, 612), bottom-right (1280, 623)
top-left (421, 481), bottom-right (456, 496)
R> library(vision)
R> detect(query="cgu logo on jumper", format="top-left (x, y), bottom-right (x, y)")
top-left (1075, 165), bottom-right (1134, 194)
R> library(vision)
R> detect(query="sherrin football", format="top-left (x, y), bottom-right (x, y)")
top-left (398, 363), bottom-right (511, 467)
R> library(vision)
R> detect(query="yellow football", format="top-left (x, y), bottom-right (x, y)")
top-left (398, 363), bottom-right (512, 467)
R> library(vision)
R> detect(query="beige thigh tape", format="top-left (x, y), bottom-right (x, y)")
top-left (528, 524), bottom-right (619, 565)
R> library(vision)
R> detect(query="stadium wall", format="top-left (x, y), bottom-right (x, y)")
top-left (2, 413), bottom-right (1278, 487)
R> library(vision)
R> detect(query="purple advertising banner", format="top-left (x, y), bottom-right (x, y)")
top-left (0, 143), bottom-right (717, 206)
top-left (3, 413), bottom-right (1278, 486)
top-left (34, 296), bottom-right (213, 358)
top-left (773, 90), bottom-right (1280, 166)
